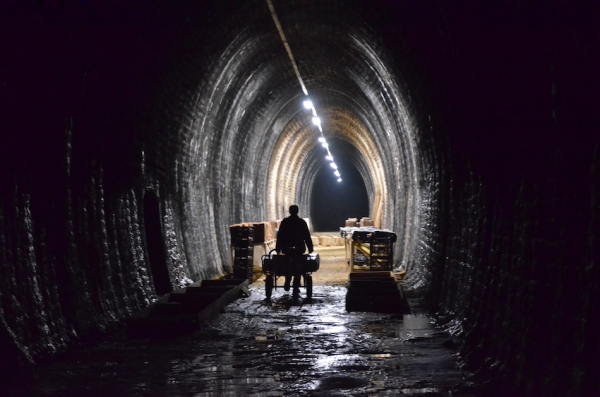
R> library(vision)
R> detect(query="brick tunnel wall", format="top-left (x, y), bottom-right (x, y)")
top-left (384, 3), bottom-right (600, 395)
top-left (0, 2), bottom-right (235, 378)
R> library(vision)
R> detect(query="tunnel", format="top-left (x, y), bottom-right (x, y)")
top-left (1, 1), bottom-right (599, 395)
top-left (310, 137), bottom-right (370, 232)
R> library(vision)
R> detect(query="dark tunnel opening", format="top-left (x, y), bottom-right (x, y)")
top-left (310, 139), bottom-right (370, 232)
top-left (143, 192), bottom-right (172, 296)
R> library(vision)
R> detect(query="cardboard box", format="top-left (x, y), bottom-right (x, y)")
top-left (332, 236), bottom-right (344, 246)
top-left (319, 236), bottom-right (333, 246)
top-left (361, 217), bottom-right (374, 227)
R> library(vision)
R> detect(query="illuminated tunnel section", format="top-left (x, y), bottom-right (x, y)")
top-left (152, 3), bottom-right (439, 283)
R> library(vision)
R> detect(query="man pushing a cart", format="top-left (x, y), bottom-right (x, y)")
top-left (275, 205), bottom-right (314, 298)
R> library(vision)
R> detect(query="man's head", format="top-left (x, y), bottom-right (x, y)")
top-left (289, 205), bottom-right (299, 215)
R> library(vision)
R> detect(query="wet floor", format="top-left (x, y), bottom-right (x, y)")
top-left (8, 284), bottom-right (475, 397)
top-left (7, 246), bottom-right (476, 396)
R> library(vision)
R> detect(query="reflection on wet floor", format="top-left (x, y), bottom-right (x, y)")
top-left (10, 285), bottom-right (474, 397)
top-left (396, 315), bottom-right (434, 341)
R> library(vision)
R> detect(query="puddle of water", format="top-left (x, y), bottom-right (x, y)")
top-left (321, 325), bottom-right (347, 334)
top-left (401, 387), bottom-right (441, 394)
top-left (254, 329), bottom-right (288, 341)
top-left (317, 375), bottom-right (370, 391)
top-left (396, 314), bottom-right (434, 340)
top-left (314, 354), bottom-right (363, 370)
top-left (190, 376), bottom-right (280, 396)
top-left (366, 353), bottom-right (393, 358)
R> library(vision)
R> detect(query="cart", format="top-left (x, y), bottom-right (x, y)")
top-left (261, 249), bottom-right (320, 299)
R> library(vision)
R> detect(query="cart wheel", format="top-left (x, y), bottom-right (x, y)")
top-left (305, 275), bottom-right (313, 300)
top-left (265, 275), bottom-right (274, 299)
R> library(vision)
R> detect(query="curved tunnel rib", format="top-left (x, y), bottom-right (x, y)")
top-left (148, 2), bottom-right (436, 283)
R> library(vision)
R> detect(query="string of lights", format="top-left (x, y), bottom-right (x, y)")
top-left (266, 0), bottom-right (342, 182)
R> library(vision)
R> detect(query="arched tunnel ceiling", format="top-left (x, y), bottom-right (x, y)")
top-left (155, 0), bottom-right (434, 274)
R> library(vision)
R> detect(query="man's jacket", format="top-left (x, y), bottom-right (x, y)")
top-left (275, 215), bottom-right (313, 256)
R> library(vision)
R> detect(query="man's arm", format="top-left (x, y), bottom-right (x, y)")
top-left (303, 221), bottom-right (313, 253)
top-left (275, 219), bottom-right (287, 253)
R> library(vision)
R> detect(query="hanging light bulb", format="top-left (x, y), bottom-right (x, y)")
top-left (337, 178), bottom-right (342, 182)
top-left (330, 162), bottom-right (337, 169)
top-left (318, 137), bottom-right (326, 143)
top-left (325, 155), bottom-right (333, 161)
top-left (312, 117), bottom-right (321, 127)
top-left (303, 100), bottom-right (313, 109)
top-left (321, 142), bottom-right (328, 149)
top-left (334, 170), bottom-right (340, 177)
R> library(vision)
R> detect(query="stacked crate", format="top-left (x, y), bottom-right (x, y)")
top-left (345, 218), bottom-right (358, 227)
top-left (369, 231), bottom-right (396, 270)
top-left (231, 225), bottom-right (254, 282)
top-left (360, 217), bottom-right (375, 227)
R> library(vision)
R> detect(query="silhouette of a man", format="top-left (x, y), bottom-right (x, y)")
top-left (275, 205), bottom-right (314, 297)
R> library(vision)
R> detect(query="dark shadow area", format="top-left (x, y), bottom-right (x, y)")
top-left (143, 192), bottom-right (172, 296)
top-left (310, 139), bottom-right (369, 231)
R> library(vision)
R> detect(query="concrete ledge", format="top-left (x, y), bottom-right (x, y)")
top-left (126, 279), bottom-right (249, 338)
top-left (345, 271), bottom-right (409, 314)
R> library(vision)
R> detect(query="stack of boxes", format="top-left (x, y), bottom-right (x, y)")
top-left (230, 225), bottom-right (254, 282)
top-left (346, 217), bottom-right (374, 227)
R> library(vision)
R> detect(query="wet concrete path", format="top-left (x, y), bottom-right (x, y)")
top-left (9, 247), bottom-right (475, 396)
